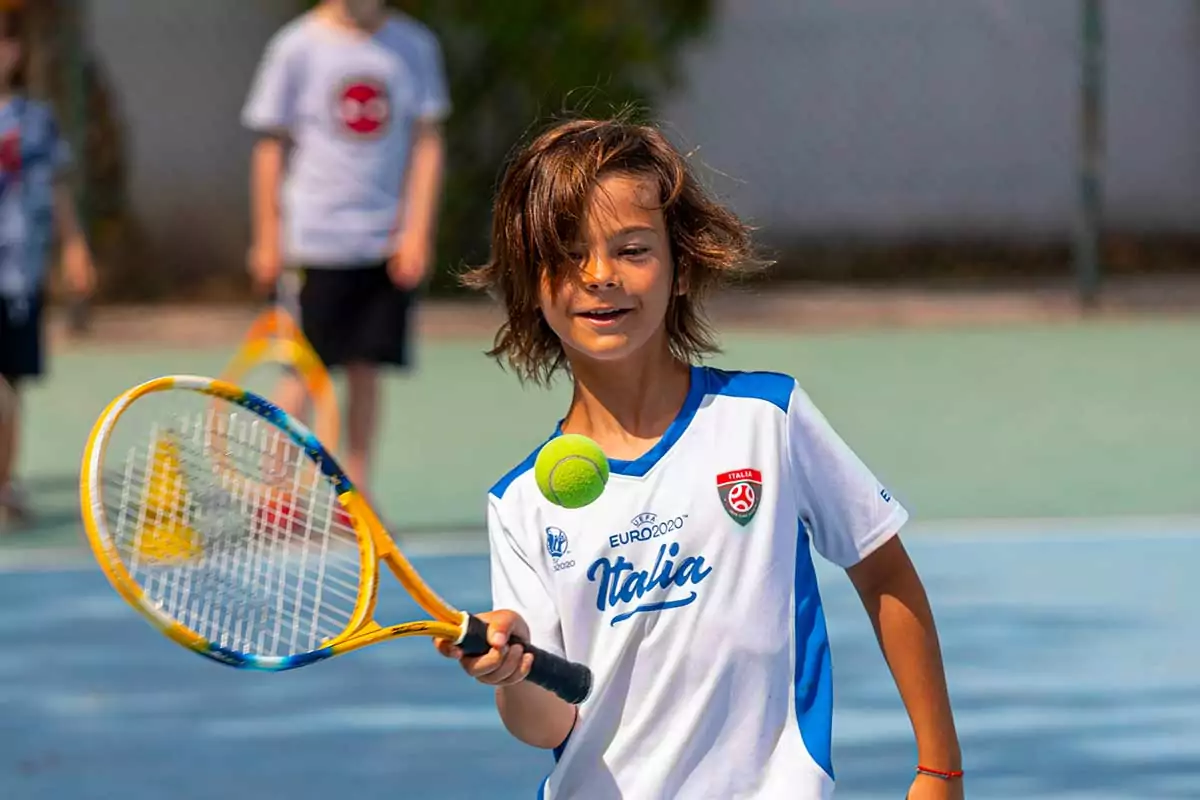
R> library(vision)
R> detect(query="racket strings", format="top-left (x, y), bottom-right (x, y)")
top-left (106, 405), bottom-right (365, 657)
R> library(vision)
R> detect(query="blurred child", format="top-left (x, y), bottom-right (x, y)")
top-left (0, 7), bottom-right (96, 528)
top-left (439, 117), bottom-right (964, 800)
top-left (242, 0), bottom-right (449, 493)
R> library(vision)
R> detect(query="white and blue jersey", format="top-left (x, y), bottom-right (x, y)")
top-left (487, 366), bottom-right (909, 800)
top-left (241, 12), bottom-right (450, 266)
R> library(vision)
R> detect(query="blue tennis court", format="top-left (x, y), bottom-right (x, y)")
top-left (3, 522), bottom-right (1197, 800)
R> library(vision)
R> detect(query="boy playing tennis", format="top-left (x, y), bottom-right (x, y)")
top-left (0, 6), bottom-right (95, 528)
top-left (242, 0), bottom-right (449, 492)
top-left (438, 118), bottom-right (963, 799)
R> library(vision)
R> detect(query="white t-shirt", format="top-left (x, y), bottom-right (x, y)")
top-left (241, 12), bottom-right (450, 266)
top-left (487, 366), bottom-right (909, 799)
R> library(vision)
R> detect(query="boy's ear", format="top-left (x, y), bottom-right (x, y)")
top-left (674, 261), bottom-right (689, 296)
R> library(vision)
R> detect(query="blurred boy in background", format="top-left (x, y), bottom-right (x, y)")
top-left (243, 0), bottom-right (449, 493)
top-left (0, 5), bottom-right (96, 529)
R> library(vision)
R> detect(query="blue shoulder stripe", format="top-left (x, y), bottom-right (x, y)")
top-left (489, 367), bottom-right (795, 497)
top-left (488, 440), bottom-right (545, 499)
top-left (704, 367), bottom-right (794, 413)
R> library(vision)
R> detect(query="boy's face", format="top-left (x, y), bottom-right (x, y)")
top-left (0, 17), bottom-right (20, 86)
top-left (538, 173), bottom-right (677, 366)
top-left (337, 0), bottom-right (385, 25)
top-left (0, 38), bottom-right (18, 84)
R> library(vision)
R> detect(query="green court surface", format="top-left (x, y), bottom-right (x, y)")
top-left (8, 315), bottom-right (1199, 550)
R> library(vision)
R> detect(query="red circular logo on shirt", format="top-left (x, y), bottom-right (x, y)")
top-left (726, 482), bottom-right (757, 514)
top-left (337, 77), bottom-right (390, 137)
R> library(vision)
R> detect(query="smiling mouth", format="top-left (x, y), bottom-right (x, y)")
top-left (577, 308), bottom-right (632, 322)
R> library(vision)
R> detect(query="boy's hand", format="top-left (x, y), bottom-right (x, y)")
top-left (434, 609), bottom-right (533, 687)
top-left (248, 240), bottom-right (283, 293)
top-left (906, 774), bottom-right (964, 800)
top-left (388, 232), bottom-right (430, 290)
top-left (62, 237), bottom-right (96, 297)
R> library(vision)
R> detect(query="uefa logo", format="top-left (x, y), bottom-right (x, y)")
top-left (545, 527), bottom-right (569, 560)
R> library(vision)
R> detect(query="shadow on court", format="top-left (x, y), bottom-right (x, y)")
top-left (1, 529), bottom-right (1197, 799)
top-left (0, 473), bottom-right (86, 546)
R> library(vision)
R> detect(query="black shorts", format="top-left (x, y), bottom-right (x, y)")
top-left (282, 263), bottom-right (415, 370)
top-left (0, 293), bottom-right (44, 385)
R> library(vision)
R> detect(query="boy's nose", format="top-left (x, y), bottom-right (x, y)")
top-left (582, 257), bottom-right (621, 290)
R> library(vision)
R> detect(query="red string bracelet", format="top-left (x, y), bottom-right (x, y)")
top-left (916, 765), bottom-right (964, 781)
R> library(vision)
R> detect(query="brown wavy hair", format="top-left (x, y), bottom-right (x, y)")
top-left (462, 115), bottom-right (766, 385)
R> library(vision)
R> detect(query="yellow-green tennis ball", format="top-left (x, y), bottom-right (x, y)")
top-left (535, 434), bottom-right (609, 509)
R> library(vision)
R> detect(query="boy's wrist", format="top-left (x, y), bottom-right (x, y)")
top-left (916, 746), bottom-right (962, 773)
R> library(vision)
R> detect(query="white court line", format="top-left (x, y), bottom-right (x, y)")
top-left (2, 515), bottom-right (1198, 573)
top-left (900, 514), bottom-right (1200, 543)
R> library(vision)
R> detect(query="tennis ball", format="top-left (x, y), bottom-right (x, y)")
top-left (535, 434), bottom-right (609, 509)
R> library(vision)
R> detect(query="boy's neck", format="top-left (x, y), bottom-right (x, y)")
top-left (562, 335), bottom-right (692, 462)
top-left (318, 2), bottom-right (385, 34)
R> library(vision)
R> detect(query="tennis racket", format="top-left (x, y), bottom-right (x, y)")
top-left (221, 305), bottom-right (340, 453)
top-left (79, 374), bottom-right (593, 704)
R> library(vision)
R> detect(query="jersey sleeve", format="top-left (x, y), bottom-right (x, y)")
top-left (412, 29), bottom-right (451, 121)
top-left (786, 380), bottom-right (909, 568)
top-left (487, 496), bottom-right (565, 658)
top-left (242, 29), bottom-right (301, 134)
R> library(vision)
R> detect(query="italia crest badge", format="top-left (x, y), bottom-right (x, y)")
top-left (716, 469), bottom-right (762, 526)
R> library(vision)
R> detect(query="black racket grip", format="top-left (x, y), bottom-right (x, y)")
top-left (461, 614), bottom-right (593, 705)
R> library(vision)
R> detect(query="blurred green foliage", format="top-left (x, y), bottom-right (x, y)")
top-left (313, 0), bottom-right (716, 293)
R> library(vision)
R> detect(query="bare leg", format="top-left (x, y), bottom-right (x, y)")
top-left (259, 371), bottom-right (313, 497)
top-left (0, 378), bottom-right (29, 526)
top-left (0, 377), bottom-right (15, 492)
top-left (343, 362), bottom-right (380, 493)
top-left (272, 371), bottom-right (311, 422)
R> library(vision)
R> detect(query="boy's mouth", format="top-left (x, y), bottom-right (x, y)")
top-left (576, 307), bottom-right (632, 323)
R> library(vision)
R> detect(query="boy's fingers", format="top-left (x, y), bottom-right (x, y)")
top-left (487, 647), bottom-right (519, 683)
top-left (474, 644), bottom-right (526, 686)
top-left (467, 639), bottom-right (525, 681)
top-left (487, 619), bottom-right (513, 649)
top-left (431, 638), bottom-right (461, 659)
top-left (492, 646), bottom-right (530, 686)
top-left (462, 647), bottom-right (505, 678)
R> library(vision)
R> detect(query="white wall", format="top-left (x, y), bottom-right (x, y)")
top-left (658, 0), bottom-right (1200, 239)
top-left (85, 0), bottom-right (299, 283)
top-left (84, 0), bottom-right (1200, 278)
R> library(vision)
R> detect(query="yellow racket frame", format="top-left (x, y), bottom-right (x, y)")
top-left (79, 375), bottom-right (470, 670)
top-left (220, 307), bottom-right (341, 454)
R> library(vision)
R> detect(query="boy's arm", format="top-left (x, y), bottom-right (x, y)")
top-left (53, 182), bottom-right (95, 296)
top-left (496, 666), bottom-right (579, 749)
top-left (242, 28), bottom-right (299, 290)
top-left (847, 536), bottom-right (963, 791)
top-left (389, 28), bottom-right (450, 288)
top-left (784, 379), bottom-right (961, 794)
top-left (436, 608), bottom-right (577, 748)
top-left (462, 498), bottom-right (578, 749)
top-left (389, 119), bottom-right (444, 288)
top-left (479, 610), bottom-right (579, 748)
top-left (248, 135), bottom-right (287, 289)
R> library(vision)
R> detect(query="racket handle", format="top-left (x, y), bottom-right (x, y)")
top-left (461, 614), bottom-right (593, 705)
